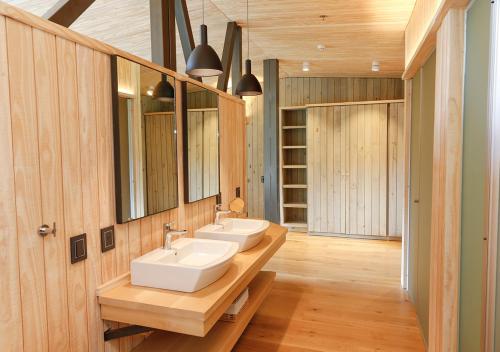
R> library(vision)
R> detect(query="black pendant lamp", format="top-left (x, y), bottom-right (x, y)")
top-left (186, 0), bottom-right (223, 77)
top-left (235, 0), bottom-right (262, 96)
top-left (153, 74), bottom-right (175, 102)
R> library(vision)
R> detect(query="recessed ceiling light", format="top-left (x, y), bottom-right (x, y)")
top-left (317, 44), bottom-right (326, 51)
top-left (302, 62), bottom-right (310, 72)
top-left (371, 61), bottom-right (380, 72)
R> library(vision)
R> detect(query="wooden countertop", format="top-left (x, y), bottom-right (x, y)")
top-left (97, 223), bottom-right (287, 336)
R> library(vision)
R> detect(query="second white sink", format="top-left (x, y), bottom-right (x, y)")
top-left (195, 218), bottom-right (270, 252)
top-left (131, 238), bottom-right (238, 292)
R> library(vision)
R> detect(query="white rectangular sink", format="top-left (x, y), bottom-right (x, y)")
top-left (131, 238), bottom-right (238, 292)
top-left (195, 218), bottom-right (270, 252)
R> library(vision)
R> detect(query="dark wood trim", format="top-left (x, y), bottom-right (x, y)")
top-left (231, 26), bottom-right (242, 97)
top-left (181, 81), bottom-right (190, 204)
top-left (110, 55), bottom-right (125, 223)
top-left (263, 59), bottom-right (280, 223)
top-left (43, 0), bottom-right (95, 27)
top-left (217, 22), bottom-right (238, 92)
top-left (150, 0), bottom-right (176, 70)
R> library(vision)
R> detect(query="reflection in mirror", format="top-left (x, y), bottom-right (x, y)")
top-left (183, 82), bottom-right (220, 203)
top-left (112, 56), bottom-right (178, 223)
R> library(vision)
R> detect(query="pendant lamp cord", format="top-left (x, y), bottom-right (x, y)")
top-left (247, 0), bottom-right (250, 60)
top-left (202, 0), bottom-right (205, 24)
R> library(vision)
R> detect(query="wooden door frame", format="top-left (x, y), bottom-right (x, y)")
top-left (485, 1), bottom-right (500, 350)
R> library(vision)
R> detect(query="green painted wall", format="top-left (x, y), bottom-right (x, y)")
top-left (408, 51), bottom-right (436, 346)
top-left (460, 0), bottom-right (491, 350)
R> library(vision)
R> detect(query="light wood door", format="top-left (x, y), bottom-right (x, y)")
top-left (307, 103), bottom-right (404, 237)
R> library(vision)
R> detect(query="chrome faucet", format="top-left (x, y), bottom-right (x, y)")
top-left (214, 204), bottom-right (233, 225)
top-left (163, 222), bottom-right (188, 250)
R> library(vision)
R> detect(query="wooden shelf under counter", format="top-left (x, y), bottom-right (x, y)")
top-left (131, 271), bottom-right (275, 352)
top-left (97, 223), bottom-right (287, 338)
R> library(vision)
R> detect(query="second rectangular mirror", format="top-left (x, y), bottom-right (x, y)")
top-left (182, 82), bottom-right (220, 203)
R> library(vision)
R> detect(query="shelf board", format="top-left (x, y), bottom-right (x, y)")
top-left (283, 165), bottom-right (307, 169)
top-left (282, 145), bottom-right (307, 149)
top-left (283, 203), bottom-right (308, 208)
top-left (283, 222), bottom-right (308, 228)
top-left (131, 272), bottom-right (276, 352)
top-left (282, 125), bottom-right (306, 130)
top-left (283, 184), bottom-right (308, 189)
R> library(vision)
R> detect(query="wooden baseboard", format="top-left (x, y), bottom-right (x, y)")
top-left (308, 232), bottom-right (402, 241)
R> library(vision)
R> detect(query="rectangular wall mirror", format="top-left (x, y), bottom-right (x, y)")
top-left (111, 56), bottom-right (178, 223)
top-left (182, 81), bottom-right (220, 203)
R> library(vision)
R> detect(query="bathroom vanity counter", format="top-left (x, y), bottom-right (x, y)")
top-left (97, 223), bottom-right (287, 337)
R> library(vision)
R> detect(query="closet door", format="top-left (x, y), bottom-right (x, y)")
top-left (307, 103), bottom-right (391, 236)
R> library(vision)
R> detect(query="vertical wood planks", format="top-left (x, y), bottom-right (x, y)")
top-left (33, 28), bottom-right (71, 352)
top-left (56, 36), bottom-right (89, 352)
top-left (0, 15), bottom-right (23, 352)
top-left (7, 18), bottom-right (49, 352)
top-left (76, 43), bottom-right (105, 352)
top-left (307, 102), bottom-right (402, 237)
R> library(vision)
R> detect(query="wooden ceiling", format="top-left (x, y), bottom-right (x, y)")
top-left (5, 0), bottom-right (415, 85)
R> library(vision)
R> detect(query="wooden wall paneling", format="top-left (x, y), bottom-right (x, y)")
top-left (32, 28), bottom-right (71, 352)
top-left (428, 9), bottom-right (465, 351)
top-left (94, 50), bottom-right (121, 352)
top-left (140, 217), bottom-right (153, 254)
top-left (348, 105), bottom-right (358, 235)
top-left (396, 103), bottom-right (405, 234)
top-left (7, 19), bottom-right (49, 352)
top-left (341, 106), bottom-right (348, 233)
top-left (6, 19), bottom-right (48, 351)
top-left (95, 50), bottom-right (117, 283)
top-left (0, 14), bottom-right (24, 352)
top-left (356, 105), bottom-right (366, 235)
top-left (379, 104), bottom-right (388, 236)
top-left (333, 106), bottom-right (342, 233)
top-left (402, 81), bottom-right (413, 289)
top-left (326, 107), bottom-right (334, 232)
top-left (388, 103), bottom-right (399, 236)
top-left (76, 43), bottom-right (105, 352)
top-left (56, 36), bottom-right (89, 352)
top-left (319, 106), bottom-right (328, 232)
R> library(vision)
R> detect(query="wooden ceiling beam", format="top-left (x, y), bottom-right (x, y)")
top-left (217, 22), bottom-right (239, 93)
top-left (43, 0), bottom-right (95, 27)
top-left (175, 0), bottom-right (201, 81)
top-left (150, 0), bottom-right (176, 70)
top-left (231, 26), bottom-right (242, 97)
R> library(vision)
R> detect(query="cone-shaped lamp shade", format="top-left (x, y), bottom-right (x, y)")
top-left (235, 59), bottom-right (262, 96)
top-left (186, 24), bottom-right (223, 77)
top-left (153, 74), bottom-right (175, 102)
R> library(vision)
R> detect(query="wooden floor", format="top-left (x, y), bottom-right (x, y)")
top-left (233, 233), bottom-right (425, 352)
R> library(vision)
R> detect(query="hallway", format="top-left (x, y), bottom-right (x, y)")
top-left (235, 233), bottom-right (425, 351)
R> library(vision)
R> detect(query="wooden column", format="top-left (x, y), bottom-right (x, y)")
top-left (263, 59), bottom-right (280, 223)
top-left (428, 8), bottom-right (465, 352)
top-left (231, 26), bottom-right (242, 97)
top-left (150, 0), bottom-right (176, 70)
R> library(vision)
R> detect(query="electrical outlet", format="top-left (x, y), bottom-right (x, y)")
top-left (100, 225), bottom-right (115, 253)
top-left (70, 233), bottom-right (87, 264)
